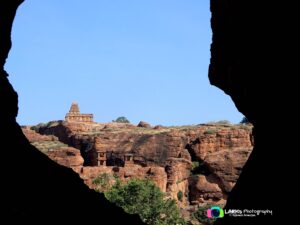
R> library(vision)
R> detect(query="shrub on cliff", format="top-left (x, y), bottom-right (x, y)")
top-left (92, 173), bottom-right (116, 192)
top-left (113, 116), bottom-right (130, 123)
top-left (30, 123), bottom-right (46, 132)
top-left (177, 191), bottom-right (183, 202)
top-left (104, 179), bottom-right (186, 225)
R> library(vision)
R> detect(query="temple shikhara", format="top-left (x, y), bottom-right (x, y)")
top-left (65, 102), bottom-right (93, 122)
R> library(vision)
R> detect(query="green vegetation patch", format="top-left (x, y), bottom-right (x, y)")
top-left (93, 175), bottom-right (187, 225)
top-left (177, 191), bottom-right (183, 202)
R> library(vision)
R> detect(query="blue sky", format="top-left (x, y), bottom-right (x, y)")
top-left (6, 0), bottom-right (243, 126)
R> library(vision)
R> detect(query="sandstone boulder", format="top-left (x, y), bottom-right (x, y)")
top-left (137, 121), bottom-right (151, 128)
top-left (22, 128), bottom-right (57, 142)
top-left (188, 175), bottom-right (223, 202)
top-left (47, 147), bottom-right (84, 168)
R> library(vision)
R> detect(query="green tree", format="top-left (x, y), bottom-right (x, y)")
top-left (105, 179), bottom-right (186, 225)
top-left (113, 116), bottom-right (130, 123)
top-left (92, 173), bottom-right (115, 192)
top-left (177, 191), bottom-right (183, 202)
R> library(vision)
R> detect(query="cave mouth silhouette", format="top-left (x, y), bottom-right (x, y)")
top-left (1, 0), bottom-right (284, 224)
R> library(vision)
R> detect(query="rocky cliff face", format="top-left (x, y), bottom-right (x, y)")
top-left (22, 126), bottom-right (58, 142)
top-left (33, 121), bottom-right (253, 219)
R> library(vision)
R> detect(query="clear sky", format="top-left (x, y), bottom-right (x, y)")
top-left (6, 0), bottom-right (243, 126)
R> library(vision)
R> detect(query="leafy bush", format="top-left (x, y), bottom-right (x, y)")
top-left (190, 161), bottom-right (211, 176)
top-left (191, 161), bottom-right (201, 175)
top-left (46, 120), bottom-right (62, 127)
top-left (191, 161), bottom-right (200, 170)
top-left (92, 173), bottom-right (115, 192)
top-left (177, 191), bottom-right (183, 202)
top-left (105, 179), bottom-right (186, 225)
top-left (30, 123), bottom-right (46, 132)
top-left (113, 116), bottom-right (130, 123)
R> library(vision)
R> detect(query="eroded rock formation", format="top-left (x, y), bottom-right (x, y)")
top-left (33, 121), bottom-right (253, 219)
top-left (22, 126), bottom-right (58, 142)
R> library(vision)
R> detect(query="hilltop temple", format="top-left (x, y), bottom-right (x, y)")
top-left (65, 102), bottom-right (93, 122)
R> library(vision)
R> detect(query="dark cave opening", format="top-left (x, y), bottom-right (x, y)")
top-left (1, 0), bottom-right (291, 224)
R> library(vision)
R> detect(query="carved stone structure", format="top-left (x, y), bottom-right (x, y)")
top-left (65, 102), bottom-right (93, 123)
top-left (124, 153), bottom-right (134, 166)
top-left (97, 151), bottom-right (107, 166)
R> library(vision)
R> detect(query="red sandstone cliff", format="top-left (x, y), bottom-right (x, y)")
top-left (27, 121), bottom-right (253, 219)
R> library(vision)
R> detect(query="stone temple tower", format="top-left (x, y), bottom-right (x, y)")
top-left (69, 102), bottom-right (80, 114)
top-left (65, 102), bottom-right (93, 122)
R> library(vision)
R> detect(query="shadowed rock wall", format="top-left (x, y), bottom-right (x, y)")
top-left (210, 0), bottom-right (290, 224)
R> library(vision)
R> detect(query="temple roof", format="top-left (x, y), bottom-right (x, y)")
top-left (69, 102), bottom-right (80, 114)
